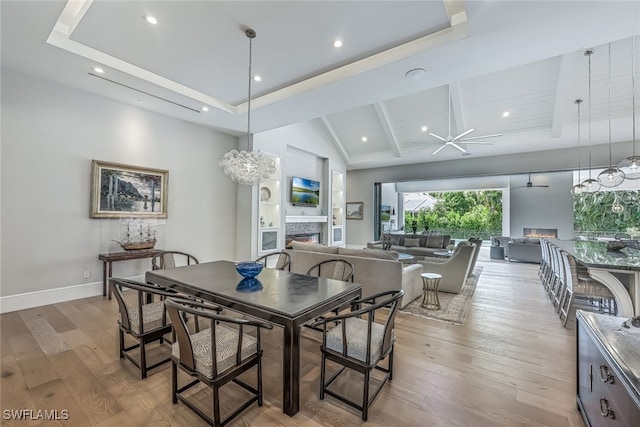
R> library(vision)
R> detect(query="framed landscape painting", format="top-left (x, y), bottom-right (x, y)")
top-left (90, 160), bottom-right (169, 218)
top-left (346, 202), bottom-right (364, 220)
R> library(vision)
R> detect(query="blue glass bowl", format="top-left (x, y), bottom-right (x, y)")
top-left (235, 261), bottom-right (263, 278)
top-left (236, 277), bottom-right (264, 293)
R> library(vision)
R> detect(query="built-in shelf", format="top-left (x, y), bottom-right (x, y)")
top-left (285, 215), bottom-right (328, 223)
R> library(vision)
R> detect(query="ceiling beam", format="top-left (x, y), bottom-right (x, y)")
top-left (449, 82), bottom-right (465, 135)
top-left (319, 117), bottom-right (351, 164)
top-left (551, 53), bottom-right (579, 138)
top-left (374, 102), bottom-right (402, 157)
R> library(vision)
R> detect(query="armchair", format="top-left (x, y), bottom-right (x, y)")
top-left (417, 243), bottom-right (475, 294)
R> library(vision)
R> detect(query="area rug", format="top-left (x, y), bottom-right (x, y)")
top-left (400, 267), bottom-right (483, 325)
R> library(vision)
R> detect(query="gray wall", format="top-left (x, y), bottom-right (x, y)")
top-left (1, 69), bottom-right (238, 306)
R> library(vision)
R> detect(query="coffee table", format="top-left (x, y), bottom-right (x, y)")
top-left (397, 252), bottom-right (415, 263)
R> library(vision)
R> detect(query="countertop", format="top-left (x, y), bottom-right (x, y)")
top-left (550, 239), bottom-right (640, 272)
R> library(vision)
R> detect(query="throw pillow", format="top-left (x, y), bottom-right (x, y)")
top-left (404, 238), bottom-right (420, 247)
top-left (427, 236), bottom-right (445, 248)
top-left (390, 235), bottom-right (402, 246)
top-left (526, 238), bottom-right (541, 244)
top-left (512, 238), bottom-right (527, 244)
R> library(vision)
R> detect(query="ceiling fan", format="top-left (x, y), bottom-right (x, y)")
top-left (427, 85), bottom-right (502, 156)
top-left (513, 173), bottom-right (549, 189)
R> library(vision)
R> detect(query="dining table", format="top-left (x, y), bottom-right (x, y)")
top-left (551, 239), bottom-right (640, 317)
top-left (145, 260), bottom-right (362, 417)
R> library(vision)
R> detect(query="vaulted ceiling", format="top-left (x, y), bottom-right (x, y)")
top-left (2, 1), bottom-right (639, 170)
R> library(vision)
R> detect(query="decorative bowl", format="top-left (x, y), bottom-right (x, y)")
top-left (236, 278), bottom-right (264, 293)
top-left (235, 261), bottom-right (263, 278)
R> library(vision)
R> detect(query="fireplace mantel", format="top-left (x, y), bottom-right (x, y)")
top-left (285, 215), bottom-right (328, 223)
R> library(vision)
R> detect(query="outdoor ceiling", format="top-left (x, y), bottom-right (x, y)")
top-left (1, 1), bottom-right (639, 170)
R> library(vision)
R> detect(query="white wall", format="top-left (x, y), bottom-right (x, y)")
top-left (1, 69), bottom-right (238, 311)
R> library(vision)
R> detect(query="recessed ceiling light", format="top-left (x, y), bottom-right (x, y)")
top-left (502, 111), bottom-right (510, 118)
top-left (405, 68), bottom-right (427, 80)
top-left (421, 126), bottom-right (428, 132)
top-left (333, 40), bottom-right (343, 48)
top-left (202, 106), bottom-right (209, 112)
top-left (146, 16), bottom-right (158, 25)
top-left (93, 67), bottom-right (104, 74)
top-left (253, 75), bottom-right (261, 82)
top-left (361, 136), bottom-right (368, 142)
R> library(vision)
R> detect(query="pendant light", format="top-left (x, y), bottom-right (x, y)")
top-left (597, 43), bottom-right (626, 187)
top-left (618, 36), bottom-right (640, 179)
top-left (612, 192), bottom-right (624, 214)
top-left (572, 98), bottom-right (586, 195)
top-left (218, 29), bottom-right (276, 186)
top-left (581, 48), bottom-right (601, 192)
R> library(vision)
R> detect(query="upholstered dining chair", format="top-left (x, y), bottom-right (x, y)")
top-left (151, 251), bottom-right (199, 270)
top-left (164, 298), bottom-right (273, 427)
top-left (558, 251), bottom-right (617, 327)
top-left (255, 251), bottom-right (291, 271)
top-left (110, 278), bottom-right (180, 379)
top-left (305, 259), bottom-right (354, 282)
top-left (310, 289), bottom-right (404, 421)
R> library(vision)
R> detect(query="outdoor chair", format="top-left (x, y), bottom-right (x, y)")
top-left (165, 298), bottom-right (273, 427)
top-left (310, 289), bottom-right (404, 421)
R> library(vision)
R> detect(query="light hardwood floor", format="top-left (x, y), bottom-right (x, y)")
top-left (1, 259), bottom-right (586, 426)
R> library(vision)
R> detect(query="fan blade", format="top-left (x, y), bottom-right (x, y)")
top-left (451, 143), bottom-right (467, 153)
top-left (460, 141), bottom-right (495, 145)
top-left (428, 132), bottom-right (447, 142)
top-left (451, 128), bottom-right (475, 141)
top-left (459, 133), bottom-right (503, 141)
top-left (432, 144), bottom-right (447, 156)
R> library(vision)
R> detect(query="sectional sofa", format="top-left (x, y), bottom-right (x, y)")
top-left (285, 242), bottom-right (423, 308)
top-left (366, 233), bottom-right (452, 258)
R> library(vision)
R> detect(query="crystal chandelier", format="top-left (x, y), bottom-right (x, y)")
top-left (218, 29), bottom-right (276, 186)
top-left (580, 48), bottom-right (601, 193)
top-left (618, 36), bottom-right (640, 179)
top-left (597, 43), bottom-right (626, 188)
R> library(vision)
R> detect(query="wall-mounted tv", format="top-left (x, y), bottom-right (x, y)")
top-left (291, 176), bottom-right (320, 206)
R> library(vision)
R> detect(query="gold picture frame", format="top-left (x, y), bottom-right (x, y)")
top-left (90, 160), bottom-right (169, 218)
top-left (346, 202), bottom-right (364, 220)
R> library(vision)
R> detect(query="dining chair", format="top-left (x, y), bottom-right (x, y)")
top-left (164, 298), bottom-right (273, 427)
top-left (255, 251), bottom-right (291, 271)
top-left (310, 289), bottom-right (404, 421)
top-left (151, 251), bottom-right (199, 270)
top-left (305, 259), bottom-right (354, 282)
top-left (110, 278), bottom-right (180, 379)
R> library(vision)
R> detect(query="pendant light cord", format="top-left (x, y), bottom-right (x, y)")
top-left (608, 43), bottom-right (613, 168)
top-left (246, 29), bottom-right (254, 142)
top-left (587, 49), bottom-right (593, 180)
top-left (632, 36), bottom-right (637, 157)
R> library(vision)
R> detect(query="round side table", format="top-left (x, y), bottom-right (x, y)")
top-left (421, 272), bottom-right (442, 310)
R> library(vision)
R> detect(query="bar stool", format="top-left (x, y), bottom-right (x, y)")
top-left (421, 272), bottom-right (442, 310)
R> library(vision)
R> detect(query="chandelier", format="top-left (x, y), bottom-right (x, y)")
top-left (218, 29), bottom-right (276, 186)
top-left (597, 42), bottom-right (625, 188)
top-left (617, 36), bottom-right (639, 180)
top-left (580, 48), bottom-right (600, 193)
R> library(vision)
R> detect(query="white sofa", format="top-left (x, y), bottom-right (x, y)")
top-left (285, 242), bottom-right (423, 308)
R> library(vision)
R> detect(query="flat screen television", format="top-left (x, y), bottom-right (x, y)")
top-left (291, 176), bottom-right (320, 206)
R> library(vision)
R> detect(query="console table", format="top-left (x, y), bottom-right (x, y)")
top-left (99, 250), bottom-right (162, 299)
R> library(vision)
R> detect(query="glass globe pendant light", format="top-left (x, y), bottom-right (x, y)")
top-left (618, 36), bottom-right (640, 179)
top-left (581, 48), bottom-right (601, 192)
top-left (612, 192), bottom-right (625, 214)
top-left (597, 43), bottom-right (626, 187)
top-left (572, 98), bottom-right (586, 195)
top-left (218, 29), bottom-right (276, 186)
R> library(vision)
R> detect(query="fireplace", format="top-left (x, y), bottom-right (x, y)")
top-left (286, 233), bottom-right (321, 248)
top-left (524, 228), bottom-right (557, 238)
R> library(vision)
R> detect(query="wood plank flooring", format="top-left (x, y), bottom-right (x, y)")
top-left (0, 259), bottom-right (586, 426)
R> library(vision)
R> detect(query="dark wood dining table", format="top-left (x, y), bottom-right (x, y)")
top-left (145, 260), bottom-right (362, 416)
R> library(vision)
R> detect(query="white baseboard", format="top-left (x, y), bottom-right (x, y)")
top-left (0, 275), bottom-right (145, 314)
